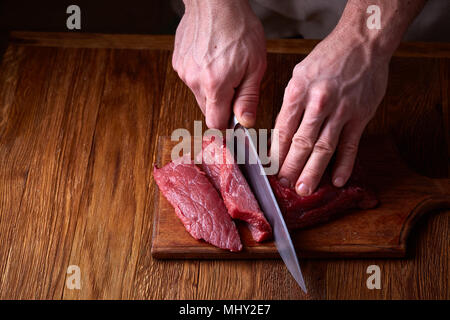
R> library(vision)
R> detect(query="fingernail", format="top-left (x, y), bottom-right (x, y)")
top-left (334, 177), bottom-right (344, 187)
top-left (279, 177), bottom-right (291, 188)
top-left (240, 112), bottom-right (255, 127)
top-left (297, 183), bottom-right (310, 196)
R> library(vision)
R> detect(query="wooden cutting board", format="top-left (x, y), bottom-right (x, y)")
top-left (151, 135), bottom-right (450, 259)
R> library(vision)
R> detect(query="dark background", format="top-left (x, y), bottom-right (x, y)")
top-left (1, 0), bottom-right (449, 39)
top-left (0, 0), bottom-right (448, 52)
top-left (0, 0), bottom-right (181, 34)
top-left (0, 0), bottom-right (182, 57)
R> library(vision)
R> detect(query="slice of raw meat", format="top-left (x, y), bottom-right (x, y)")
top-left (153, 156), bottom-right (242, 252)
top-left (198, 135), bottom-right (272, 242)
top-left (269, 162), bottom-right (378, 230)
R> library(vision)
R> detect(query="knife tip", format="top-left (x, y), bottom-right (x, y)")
top-left (300, 284), bottom-right (308, 294)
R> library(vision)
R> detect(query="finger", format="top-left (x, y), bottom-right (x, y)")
top-left (269, 80), bottom-right (306, 175)
top-left (295, 119), bottom-right (344, 196)
top-left (205, 86), bottom-right (234, 129)
top-left (172, 53), bottom-right (178, 73)
top-left (331, 120), bottom-right (366, 187)
top-left (277, 100), bottom-right (328, 187)
top-left (193, 90), bottom-right (206, 115)
top-left (233, 72), bottom-right (263, 128)
top-left (179, 73), bottom-right (206, 115)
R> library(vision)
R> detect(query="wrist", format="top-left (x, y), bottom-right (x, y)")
top-left (332, 0), bottom-right (425, 61)
top-left (183, 0), bottom-right (257, 33)
top-left (333, 15), bottom-right (398, 62)
top-left (331, 23), bottom-right (394, 64)
top-left (183, 0), bottom-right (250, 13)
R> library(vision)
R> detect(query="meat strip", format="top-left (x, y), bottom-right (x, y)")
top-left (154, 157), bottom-right (243, 252)
top-left (269, 162), bottom-right (378, 229)
top-left (198, 136), bottom-right (273, 242)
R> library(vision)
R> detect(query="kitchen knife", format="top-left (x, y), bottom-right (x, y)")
top-left (229, 116), bottom-right (307, 293)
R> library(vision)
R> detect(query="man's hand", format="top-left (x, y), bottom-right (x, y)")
top-left (173, 0), bottom-right (266, 129)
top-left (270, 0), bottom-right (425, 196)
top-left (271, 30), bottom-right (389, 196)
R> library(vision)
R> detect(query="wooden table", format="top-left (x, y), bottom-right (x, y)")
top-left (0, 32), bottom-right (448, 299)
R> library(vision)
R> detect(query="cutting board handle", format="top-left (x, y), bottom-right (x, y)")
top-left (399, 193), bottom-right (450, 252)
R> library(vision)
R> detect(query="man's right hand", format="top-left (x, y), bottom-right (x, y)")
top-left (172, 0), bottom-right (267, 129)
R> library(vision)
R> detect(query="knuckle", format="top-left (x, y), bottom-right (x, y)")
top-left (314, 139), bottom-right (335, 155)
top-left (284, 81), bottom-right (302, 101)
top-left (292, 134), bottom-right (314, 152)
top-left (303, 166), bottom-right (322, 181)
top-left (239, 81), bottom-right (259, 93)
top-left (201, 71), bottom-right (221, 93)
top-left (310, 85), bottom-right (328, 100)
top-left (177, 71), bottom-right (186, 84)
top-left (292, 63), bottom-right (304, 75)
top-left (205, 79), bottom-right (220, 92)
top-left (334, 106), bottom-right (350, 122)
top-left (308, 101), bottom-right (327, 115)
top-left (281, 160), bottom-right (299, 176)
top-left (237, 92), bottom-right (259, 105)
top-left (341, 141), bottom-right (359, 156)
top-left (171, 58), bottom-right (178, 72)
top-left (275, 127), bottom-right (292, 146)
top-left (236, 87), bottom-right (259, 105)
top-left (309, 90), bottom-right (329, 113)
top-left (184, 72), bottom-right (199, 87)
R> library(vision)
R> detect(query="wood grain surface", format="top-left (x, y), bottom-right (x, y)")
top-left (0, 33), bottom-right (449, 299)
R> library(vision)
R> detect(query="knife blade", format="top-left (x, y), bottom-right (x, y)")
top-left (229, 116), bottom-right (307, 293)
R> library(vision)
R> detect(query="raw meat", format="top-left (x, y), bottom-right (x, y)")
top-left (269, 162), bottom-right (378, 230)
top-left (198, 135), bottom-right (272, 242)
top-left (153, 156), bottom-right (243, 252)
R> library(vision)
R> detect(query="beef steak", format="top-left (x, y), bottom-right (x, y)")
top-left (269, 163), bottom-right (378, 229)
top-left (154, 157), bottom-right (243, 252)
top-left (198, 135), bottom-right (273, 242)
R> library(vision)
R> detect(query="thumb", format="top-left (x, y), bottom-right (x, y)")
top-left (233, 74), bottom-right (262, 128)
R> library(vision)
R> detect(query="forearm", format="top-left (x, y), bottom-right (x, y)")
top-left (183, 0), bottom-right (251, 14)
top-left (333, 0), bottom-right (426, 58)
top-left (182, 0), bottom-right (256, 35)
